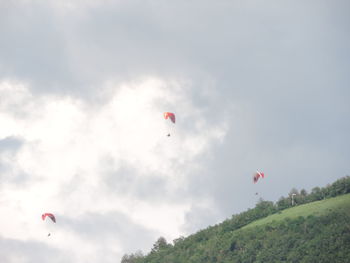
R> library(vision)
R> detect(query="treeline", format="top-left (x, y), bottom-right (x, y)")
top-left (121, 176), bottom-right (350, 263)
top-left (276, 175), bottom-right (350, 210)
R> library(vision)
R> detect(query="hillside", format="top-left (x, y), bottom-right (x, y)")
top-left (121, 176), bottom-right (350, 263)
top-left (243, 193), bottom-right (350, 230)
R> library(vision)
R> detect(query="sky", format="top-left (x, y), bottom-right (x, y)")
top-left (0, 0), bottom-right (349, 262)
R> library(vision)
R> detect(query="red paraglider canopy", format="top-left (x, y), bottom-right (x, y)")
top-left (253, 171), bottom-right (264, 184)
top-left (164, 112), bottom-right (175, 123)
top-left (42, 213), bottom-right (56, 223)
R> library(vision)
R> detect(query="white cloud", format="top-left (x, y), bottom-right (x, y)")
top-left (0, 78), bottom-right (227, 261)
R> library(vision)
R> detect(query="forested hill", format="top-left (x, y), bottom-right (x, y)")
top-left (121, 176), bottom-right (350, 263)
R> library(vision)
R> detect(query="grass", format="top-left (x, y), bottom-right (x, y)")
top-left (242, 193), bottom-right (350, 230)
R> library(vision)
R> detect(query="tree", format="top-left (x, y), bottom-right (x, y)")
top-left (173, 235), bottom-right (185, 245)
top-left (121, 251), bottom-right (143, 263)
top-left (151, 237), bottom-right (169, 253)
top-left (311, 187), bottom-right (322, 200)
top-left (277, 196), bottom-right (290, 210)
top-left (299, 189), bottom-right (308, 203)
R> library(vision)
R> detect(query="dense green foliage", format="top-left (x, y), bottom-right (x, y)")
top-left (121, 176), bottom-right (350, 263)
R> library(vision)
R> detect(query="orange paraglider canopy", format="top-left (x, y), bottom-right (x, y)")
top-left (42, 213), bottom-right (56, 223)
top-left (164, 112), bottom-right (175, 123)
top-left (253, 171), bottom-right (264, 184)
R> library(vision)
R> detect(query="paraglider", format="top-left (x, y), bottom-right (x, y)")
top-left (42, 213), bottom-right (56, 223)
top-left (164, 112), bottom-right (175, 123)
top-left (42, 213), bottom-right (56, 237)
top-left (164, 112), bottom-right (175, 136)
top-left (253, 171), bottom-right (264, 184)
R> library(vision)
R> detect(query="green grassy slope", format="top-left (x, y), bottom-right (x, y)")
top-left (242, 193), bottom-right (350, 230)
top-left (123, 178), bottom-right (350, 263)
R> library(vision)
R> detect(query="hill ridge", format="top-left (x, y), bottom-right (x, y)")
top-left (121, 176), bottom-right (350, 263)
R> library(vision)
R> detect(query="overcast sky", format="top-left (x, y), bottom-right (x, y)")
top-left (1, 0), bottom-right (349, 262)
